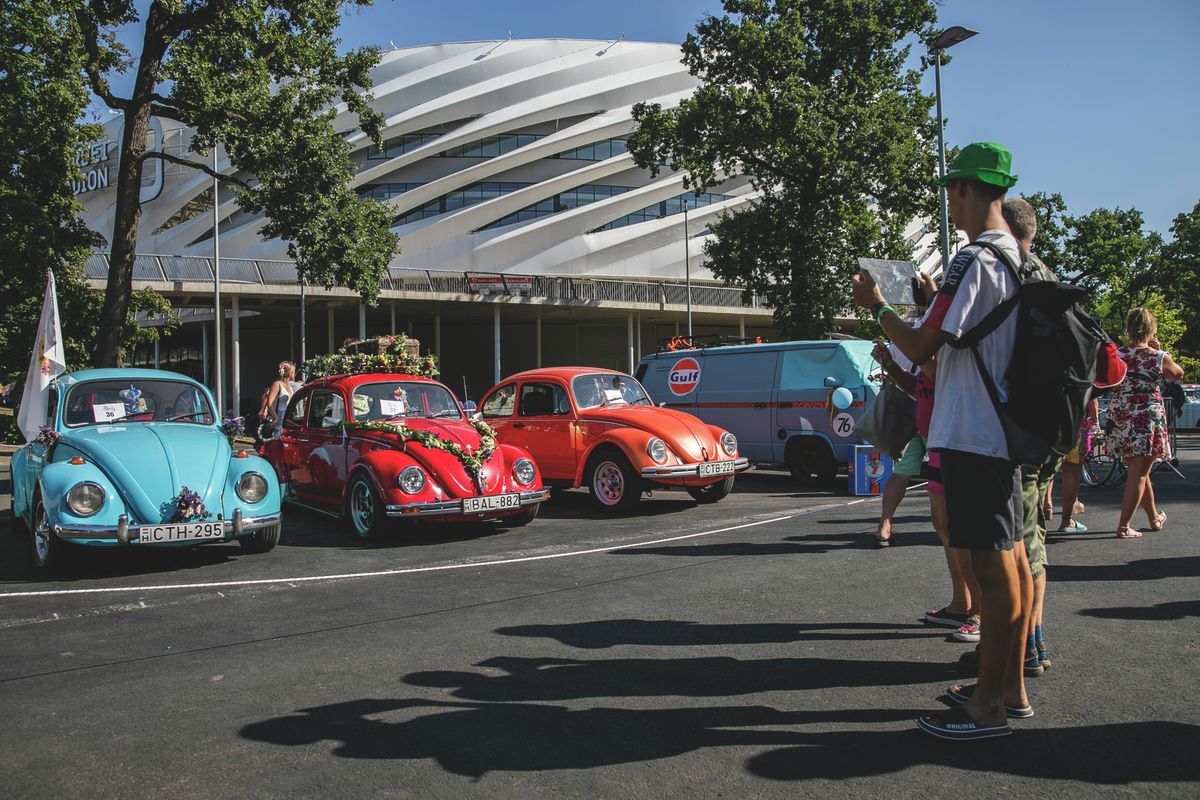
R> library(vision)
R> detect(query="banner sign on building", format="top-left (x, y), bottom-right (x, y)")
top-left (468, 274), bottom-right (534, 296)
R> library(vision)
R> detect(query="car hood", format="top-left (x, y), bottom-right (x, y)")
top-left (61, 424), bottom-right (230, 523)
top-left (579, 404), bottom-right (720, 462)
top-left (357, 418), bottom-right (504, 496)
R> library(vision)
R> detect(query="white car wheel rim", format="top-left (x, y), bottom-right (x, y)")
top-left (33, 505), bottom-right (51, 562)
top-left (593, 461), bottom-right (625, 506)
top-left (351, 481), bottom-right (374, 535)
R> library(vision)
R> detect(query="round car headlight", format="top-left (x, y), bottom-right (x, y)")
top-left (237, 472), bottom-right (268, 503)
top-left (647, 438), bottom-right (668, 464)
top-left (512, 458), bottom-right (536, 486)
top-left (398, 465), bottom-right (427, 494)
top-left (66, 482), bottom-right (105, 517)
top-left (720, 432), bottom-right (737, 456)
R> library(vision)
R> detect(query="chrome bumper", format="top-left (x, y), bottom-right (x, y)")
top-left (55, 511), bottom-right (282, 543)
top-left (641, 457), bottom-right (750, 478)
top-left (386, 488), bottom-right (550, 517)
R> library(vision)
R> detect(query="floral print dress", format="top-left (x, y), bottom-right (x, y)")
top-left (1107, 346), bottom-right (1171, 461)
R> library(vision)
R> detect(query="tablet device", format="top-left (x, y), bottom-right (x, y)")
top-left (857, 258), bottom-right (921, 306)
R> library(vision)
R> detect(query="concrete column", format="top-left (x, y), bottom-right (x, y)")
top-left (535, 309), bottom-right (542, 368)
top-left (627, 312), bottom-right (635, 374)
top-left (153, 339), bottom-right (160, 370)
top-left (390, 303), bottom-right (396, 335)
top-left (675, 320), bottom-right (680, 337)
top-left (289, 321), bottom-right (295, 362)
top-left (739, 316), bottom-right (745, 339)
top-left (327, 307), bottom-right (335, 353)
top-left (358, 302), bottom-right (367, 339)
top-left (434, 313), bottom-right (441, 355)
top-left (493, 305), bottom-right (501, 385)
top-left (231, 296), bottom-right (241, 415)
top-left (636, 313), bottom-right (642, 361)
top-left (202, 324), bottom-right (209, 386)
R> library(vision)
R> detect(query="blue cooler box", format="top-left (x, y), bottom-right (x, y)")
top-left (849, 445), bottom-right (893, 496)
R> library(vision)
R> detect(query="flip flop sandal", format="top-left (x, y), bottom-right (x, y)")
top-left (945, 684), bottom-right (1035, 719)
top-left (924, 607), bottom-right (969, 627)
top-left (1115, 526), bottom-right (1143, 539)
top-left (917, 705), bottom-right (1013, 741)
top-left (875, 534), bottom-right (892, 548)
top-left (1150, 512), bottom-right (1167, 531)
top-left (1056, 521), bottom-right (1088, 533)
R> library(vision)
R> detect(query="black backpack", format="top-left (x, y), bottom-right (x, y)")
top-left (950, 240), bottom-right (1108, 465)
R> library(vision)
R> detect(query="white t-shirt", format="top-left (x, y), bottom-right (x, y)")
top-left (922, 230), bottom-right (1021, 459)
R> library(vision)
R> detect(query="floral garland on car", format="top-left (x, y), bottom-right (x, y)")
top-left (34, 425), bottom-right (61, 459)
top-left (221, 415), bottom-right (245, 445)
top-left (302, 335), bottom-right (440, 381)
top-left (332, 418), bottom-right (498, 489)
top-left (172, 486), bottom-right (211, 522)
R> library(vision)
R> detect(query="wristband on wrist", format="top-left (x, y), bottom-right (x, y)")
top-left (875, 304), bottom-right (896, 323)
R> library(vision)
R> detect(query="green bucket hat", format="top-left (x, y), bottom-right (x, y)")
top-left (938, 141), bottom-right (1018, 188)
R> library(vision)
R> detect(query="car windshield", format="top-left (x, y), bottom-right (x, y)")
top-left (571, 373), bottom-right (652, 409)
top-left (64, 379), bottom-right (215, 427)
top-left (351, 382), bottom-right (462, 421)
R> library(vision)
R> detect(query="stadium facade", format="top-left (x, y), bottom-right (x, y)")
top-left (75, 38), bottom-right (942, 414)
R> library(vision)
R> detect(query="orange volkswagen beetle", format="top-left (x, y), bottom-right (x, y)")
top-left (478, 367), bottom-right (749, 512)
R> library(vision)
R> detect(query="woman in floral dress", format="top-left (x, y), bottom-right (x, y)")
top-left (1108, 308), bottom-right (1186, 538)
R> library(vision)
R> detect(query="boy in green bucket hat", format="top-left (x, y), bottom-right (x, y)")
top-left (853, 141), bottom-right (1033, 740)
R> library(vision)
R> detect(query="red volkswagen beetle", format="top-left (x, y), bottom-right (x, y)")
top-left (260, 373), bottom-right (549, 538)
top-left (478, 367), bottom-right (749, 512)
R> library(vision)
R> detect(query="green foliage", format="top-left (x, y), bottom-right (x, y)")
top-left (0, 1), bottom-right (104, 379)
top-left (66, 1), bottom-right (399, 364)
top-left (123, 287), bottom-right (182, 350)
top-left (627, 0), bottom-right (940, 339)
top-left (1022, 191), bottom-right (1068, 276)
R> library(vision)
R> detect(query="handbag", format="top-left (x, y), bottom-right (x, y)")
top-left (855, 382), bottom-right (917, 460)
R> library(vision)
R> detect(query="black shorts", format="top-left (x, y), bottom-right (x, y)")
top-left (938, 449), bottom-right (1022, 551)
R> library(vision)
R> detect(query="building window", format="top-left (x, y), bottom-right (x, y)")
top-left (438, 133), bottom-right (545, 159)
top-left (395, 182), bottom-right (534, 226)
top-left (551, 138), bottom-right (628, 161)
top-left (480, 184), bottom-right (634, 230)
top-left (357, 183), bottom-right (425, 202)
top-left (592, 192), bottom-right (733, 232)
top-left (367, 132), bottom-right (445, 160)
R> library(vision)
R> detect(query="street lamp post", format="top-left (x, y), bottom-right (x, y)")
top-left (931, 26), bottom-right (978, 271)
top-left (683, 199), bottom-right (692, 338)
top-left (212, 145), bottom-right (223, 418)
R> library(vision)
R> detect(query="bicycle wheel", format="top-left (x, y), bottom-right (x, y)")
top-left (1082, 437), bottom-right (1120, 487)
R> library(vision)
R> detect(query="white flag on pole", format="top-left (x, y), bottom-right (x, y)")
top-left (17, 270), bottom-right (67, 441)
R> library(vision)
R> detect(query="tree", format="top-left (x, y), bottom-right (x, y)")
top-left (1022, 191), bottom-right (1068, 276)
top-left (70, 1), bottom-right (398, 366)
top-left (1160, 201), bottom-right (1200, 378)
top-left (627, 0), bottom-right (940, 338)
top-left (0, 1), bottom-right (105, 381)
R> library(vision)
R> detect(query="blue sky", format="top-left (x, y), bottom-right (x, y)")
top-left (97, 0), bottom-right (1200, 235)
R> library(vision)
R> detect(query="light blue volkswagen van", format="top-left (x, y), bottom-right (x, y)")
top-left (635, 340), bottom-right (879, 483)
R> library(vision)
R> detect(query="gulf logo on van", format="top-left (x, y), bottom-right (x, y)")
top-left (668, 357), bottom-right (702, 396)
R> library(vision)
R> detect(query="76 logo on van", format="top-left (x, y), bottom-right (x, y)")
top-left (668, 357), bottom-right (702, 396)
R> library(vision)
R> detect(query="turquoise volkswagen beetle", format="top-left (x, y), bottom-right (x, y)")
top-left (10, 368), bottom-right (283, 571)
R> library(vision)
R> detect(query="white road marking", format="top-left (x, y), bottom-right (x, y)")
top-left (0, 494), bottom-right (893, 599)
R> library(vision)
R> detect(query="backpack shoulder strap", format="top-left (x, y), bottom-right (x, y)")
top-left (948, 239), bottom-right (1023, 350)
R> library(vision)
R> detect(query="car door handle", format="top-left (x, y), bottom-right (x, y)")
top-left (512, 423), bottom-right (526, 429)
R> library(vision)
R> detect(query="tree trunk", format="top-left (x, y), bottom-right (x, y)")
top-left (94, 101), bottom-right (152, 367)
top-left (94, 5), bottom-right (170, 367)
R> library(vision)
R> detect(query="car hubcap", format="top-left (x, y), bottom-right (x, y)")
top-left (351, 482), bottom-right (373, 535)
top-left (33, 505), bottom-right (50, 563)
top-left (593, 461), bottom-right (624, 506)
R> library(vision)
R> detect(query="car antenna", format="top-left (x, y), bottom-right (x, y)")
top-left (462, 376), bottom-right (470, 404)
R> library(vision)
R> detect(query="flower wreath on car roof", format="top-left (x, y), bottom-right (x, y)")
top-left (300, 335), bottom-right (439, 381)
top-left (306, 336), bottom-right (496, 488)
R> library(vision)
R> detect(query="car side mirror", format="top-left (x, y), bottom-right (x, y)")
top-left (471, 411), bottom-right (483, 422)
top-left (659, 401), bottom-right (667, 407)
top-left (823, 376), bottom-right (842, 388)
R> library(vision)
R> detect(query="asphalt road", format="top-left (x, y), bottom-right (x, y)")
top-left (1, 444), bottom-right (1198, 799)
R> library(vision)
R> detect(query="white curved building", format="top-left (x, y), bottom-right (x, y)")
top-left (74, 38), bottom-right (943, 413)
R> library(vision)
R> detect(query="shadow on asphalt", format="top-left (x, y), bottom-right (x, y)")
top-left (1077, 599), bottom-right (1200, 620)
top-left (493, 619), bottom-right (939, 647)
top-left (401, 655), bottom-right (961, 701)
top-left (1050, 555), bottom-right (1200, 582)
top-left (239, 696), bottom-right (1200, 784)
